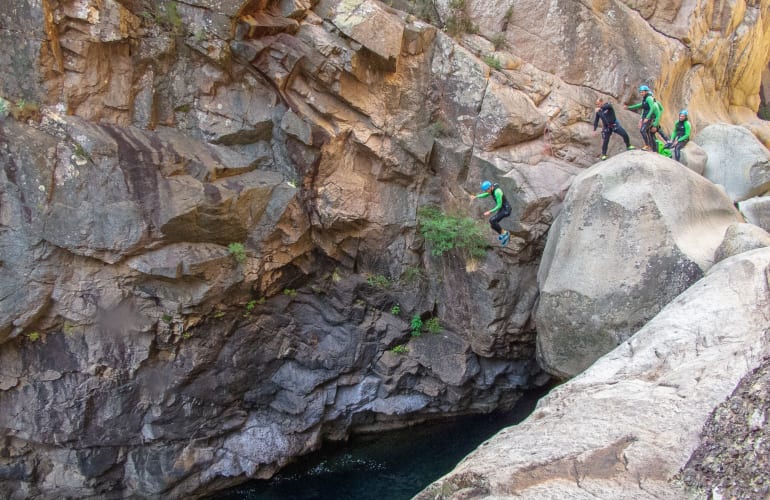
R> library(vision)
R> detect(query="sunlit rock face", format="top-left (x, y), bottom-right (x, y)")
top-left (1, 0), bottom-right (769, 497)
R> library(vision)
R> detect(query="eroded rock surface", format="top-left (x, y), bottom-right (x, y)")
top-left (419, 248), bottom-right (770, 499)
top-left (714, 222), bottom-right (770, 263)
top-left (535, 152), bottom-right (742, 378)
top-left (679, 357), bottom-right (770, 499)
top-left (1, 0), bottom-right (770, 497)
top-left (699, 123), bottom-right (770, 201)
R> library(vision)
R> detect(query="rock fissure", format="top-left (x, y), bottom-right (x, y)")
top-left (1, 0), bottom-right (770, 497)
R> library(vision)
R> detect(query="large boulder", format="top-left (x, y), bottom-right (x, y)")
top-left (2, 0), bottom-right (769, 497)
top-left (474, 77), bottom-right (547, 150)
top-left (698, 123), bottom-right (770, 201)
top-left (713, 222), bottom-right (770, 263)
top-left (328, 0), bottom-right (405, 69)
top-left (679, 140), bottom-right (707, 175)
top-left (535, 152), bottom-right (742, 378)
top-left (418, 247), bottom-right (770, 500)
top-left (738, 195), bottom-right (770, 232)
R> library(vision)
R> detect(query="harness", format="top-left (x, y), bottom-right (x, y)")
top-left (674, 120), bottom-right (688, 139)
top-left (493, 184), bottom-right (512, 212)
top-left (599, 103), bottom-right (618, 130)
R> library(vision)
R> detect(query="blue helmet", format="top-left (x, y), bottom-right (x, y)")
top-left (639, 85), bottom-right (650, 92)
top-left (679, 109), bottom-right (688, 116)
top-left (480, 180), bottom-right (492, 191)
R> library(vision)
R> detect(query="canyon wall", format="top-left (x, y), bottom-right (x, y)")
top-left (1, 0), bottom-right (769, 497)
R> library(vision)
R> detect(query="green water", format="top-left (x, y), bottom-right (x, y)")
top-left (212, 388), bottom-right (547, 500)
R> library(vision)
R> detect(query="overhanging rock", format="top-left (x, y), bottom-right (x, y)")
top-left (329, 0), bottom-right (404, 70)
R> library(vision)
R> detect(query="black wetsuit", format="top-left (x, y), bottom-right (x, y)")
top-left (593, 103), bottom-right (631, 155)
top-left (478, 186), bottom-right (512, 234)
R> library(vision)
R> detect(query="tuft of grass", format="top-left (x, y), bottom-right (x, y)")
top-left (10, 99), bottom-right (41, 122)
top-left (228, 242), bottom-right (247, 263)
top-left (283, 288), bottom-right (297, 298)
top-left (410, 314), bottom-right (423, 337)
top-left (245, 300), bottom-right (257, 311)
top-left (27, 332), bottom-right (40, 342)
top-left (428, 120), bottom-right (448, 138)
top-left (73, 142), bottom-right (88, 160)
top-left (483, 55), bottom-right (502, 70)
top-left (407, 0), bottom-right (438, 24)
top-left (400, 265), bottom-right (424, 284)
top-left (418, 205), bottom-right (488, 259)
top-left (143, 1), bottom-right (184, 34)
top-left (425, 317), bottom-right (441, 334)
top-left (390, 344), bottom-right (409, 354)
top-left (390, 304), bottom-right (401, 316)
top-left (366, 274), bottom-right (392, 289)
top-left (444, 0), bottom-right (477, 37)
top-left (490, 33), bottom-right (507, 50)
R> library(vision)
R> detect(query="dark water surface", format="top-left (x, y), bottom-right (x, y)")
top-left (212, 387), bottom-right (548, 500)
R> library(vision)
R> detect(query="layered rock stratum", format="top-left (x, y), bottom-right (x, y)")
top-left (1, 0), bottom-right (769, 497)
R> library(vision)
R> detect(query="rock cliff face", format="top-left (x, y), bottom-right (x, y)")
top-left (1, 0), bottom-right (769, 497)
top-left (418, 247), bottom-right (770, 499)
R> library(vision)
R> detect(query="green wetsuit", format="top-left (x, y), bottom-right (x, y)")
top-left (477, 187), bottom-right (512, 234)
top-left (629, 94), bottom-right (656, 148)
top-left (671, 118), bottom-right (692, 161)
top-left (672, 119), bottom-right (691, 142)
top-left (628, 95), bottom-right (656, 120)
top-left (652, 100), bottom-right (663, 127)
top-left (477, 188), bottom-right (504, 213)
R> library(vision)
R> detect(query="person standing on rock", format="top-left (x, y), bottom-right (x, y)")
top-left (593, 97), bottom-right (635, 160)
top-left (650, 97), bottom-right (668, 143)
top-left (473, 180), bottom-right (512, 246)
top-left (626, 85), bottom-right (656, 151)
top-left (667, 110), bottom-right (692, 162)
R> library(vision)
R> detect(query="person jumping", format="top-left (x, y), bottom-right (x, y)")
top-left (473, 180), bottom-right (512, 245)
top-left (626, 85), bottom-right (656, 151)
top-left (593, 97), bottom-right (634, 160)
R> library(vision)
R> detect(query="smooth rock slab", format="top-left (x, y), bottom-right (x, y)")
top-left (418, 247), bottom-right (770, 499)
top-left (713, 222), bottom-right (770, 263)
top-left (535, 152), bottom-right (742, 378)
top-left (699, 123), bottom-right (770, 202)
top-left (738, 195), bottom-right (770, 232)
